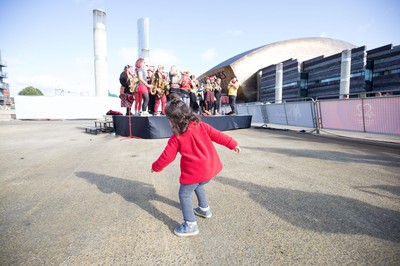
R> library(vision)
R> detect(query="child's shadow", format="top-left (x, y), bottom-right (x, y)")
top-left (76, 171), bottom-right (180, 231)
top-left (215, 176), bottom-right (400, 243)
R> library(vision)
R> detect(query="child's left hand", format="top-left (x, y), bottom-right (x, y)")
top-left (234, 146), bottom-right (241, 154)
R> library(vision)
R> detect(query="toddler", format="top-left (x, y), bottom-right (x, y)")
top-left (151, 93), bottom-right (240, 236)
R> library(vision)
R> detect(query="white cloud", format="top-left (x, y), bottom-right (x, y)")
top-left (200, 48), bottom-right (216, 62)
top-left (74, 57), bottom-right (92, 66)
top-left (9, 71), bottom-right (94, 96)
top-left (118, 47), bottom-right (138, 65)
top-left (4, 55), bottom-right (95, 96)
top-left (72, 0), bottom-right (104, 5)
top-left (224, 29), bottom-right (244, 37)
top-left (150, 48), bottom-right (180, 69)
top-left (9, 74), bottom-right (64, 96)
top-left (3, 56), bottom-right (60, 96)
top-left (320, 32), bottom-right (328, 37)
top-left (358, 20), bottom-right (374, 33)
top-left (116, 46), bottom-right (180, 69)
top-left (3, 56), bottom-right (23, 67)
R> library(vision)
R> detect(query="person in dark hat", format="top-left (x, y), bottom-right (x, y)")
top-left (179, 71), bottom-right (192, 107)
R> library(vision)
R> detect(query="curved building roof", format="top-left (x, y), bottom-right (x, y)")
top-left (199, 37), bottom-right (356, 101)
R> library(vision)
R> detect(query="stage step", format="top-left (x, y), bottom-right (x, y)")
top-left (84, 126), bottom-right (102, 135)
top-left (84, 116), bottom-right (115, 135)
top-left (94, 119), bottom-right (114, 133)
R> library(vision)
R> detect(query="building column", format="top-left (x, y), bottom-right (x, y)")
top-left (275, 63), bottom-right (283, 103)
top-left (257, 70), bottom-right (262, 101)
top-left (340, 49), bottom-right (351, 99)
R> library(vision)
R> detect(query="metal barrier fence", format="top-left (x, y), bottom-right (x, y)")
top-left (237, 95), bottom-right (400, 135)
top-left (237, 100), bottom-right (317, 128)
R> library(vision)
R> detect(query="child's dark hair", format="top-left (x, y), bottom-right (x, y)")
top-left (166, 93), bottom-right (200, 135)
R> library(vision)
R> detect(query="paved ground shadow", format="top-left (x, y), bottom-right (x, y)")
top-left (353, 185), bottom-right (400, 200)
top-left (216, 176), bottom-right (400, 243)
top-left (243, 146), bottom-right (400, 168)
top-left (76, 171), bottom-right (180, 231)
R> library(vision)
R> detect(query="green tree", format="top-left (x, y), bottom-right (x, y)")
top-left (18, 86), bottom-right (44, 96)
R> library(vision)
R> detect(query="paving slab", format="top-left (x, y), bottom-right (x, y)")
top-left (0, 120), bottom-right (399, 265)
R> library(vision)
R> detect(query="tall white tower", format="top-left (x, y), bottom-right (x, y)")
top-left (137, 17), bottom-right (150, 64)
top-left (93, 9), bottom-right (108, 97)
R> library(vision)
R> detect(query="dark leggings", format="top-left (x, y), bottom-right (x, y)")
top-left (207, 101), bottom-right (214, 112)
top-left (229, 95), bottom-right (236, 113)
top-left (214, 92), bottom-right (221, 113)
top-left (141, 91), bottom-right (149, 111)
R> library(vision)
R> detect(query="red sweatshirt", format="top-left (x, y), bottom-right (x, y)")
top-left (152, 121), bottom-right (238, 184)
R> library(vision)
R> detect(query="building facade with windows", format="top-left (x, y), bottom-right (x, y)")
top-left (0, 50), bottom-right (11, 106)
top-left (258, 44), bottom-right (400, 102)
top-left (198, 37), bottom-right (356, 102)
top-left (199, 38), bottom-right (399, 102)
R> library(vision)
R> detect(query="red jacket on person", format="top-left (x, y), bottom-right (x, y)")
top-left (152, 121), bottom-right (238, 184)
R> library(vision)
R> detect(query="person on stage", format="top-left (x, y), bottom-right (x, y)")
top-left (190, 75), bottom-right (200, 113)
top-left (179, 71), bottom-right (192, 107)
top-left (196, 83), bottom-right (206, 114)
top-left (204, 77), bottom-right (214, 115)
top-left (227, 76), bottom-right (240, 115)
top-left (169, 65), bottom-right (181, 98)
top-left (151, 65), bottom-right (168, 115)
top-left (147, 67), bottom-right (156, 115)
top-left (135, 58), bottom-right (152, 116)
top-left (214, 78), bottom-right (222, 115)
top-left (119, 65), bottom-right (134, 116)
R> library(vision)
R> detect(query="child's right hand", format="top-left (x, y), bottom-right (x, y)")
top-left (234, 146), bottom-right (241, 154)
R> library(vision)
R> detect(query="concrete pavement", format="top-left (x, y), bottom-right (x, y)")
top-left (0, 119), bottom-right (399, 265)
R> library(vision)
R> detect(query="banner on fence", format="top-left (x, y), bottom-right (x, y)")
top-left (318, 97), bottom-right (400, 135)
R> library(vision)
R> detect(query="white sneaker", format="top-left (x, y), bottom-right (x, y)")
top-left (141, 111), bottom-right (151, 117)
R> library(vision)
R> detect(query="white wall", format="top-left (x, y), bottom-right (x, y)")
top-left (14, 96), bottom-right (123, 120)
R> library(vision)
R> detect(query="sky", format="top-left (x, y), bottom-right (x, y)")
top-left (1, 0), bottom-right (399, 97)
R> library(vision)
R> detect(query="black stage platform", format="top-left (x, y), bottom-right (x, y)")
top-left (112, 115), bottom-right (252, 139)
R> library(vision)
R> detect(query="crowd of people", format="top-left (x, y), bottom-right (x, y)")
top-left (119, 58), bottom-right (240, 117)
